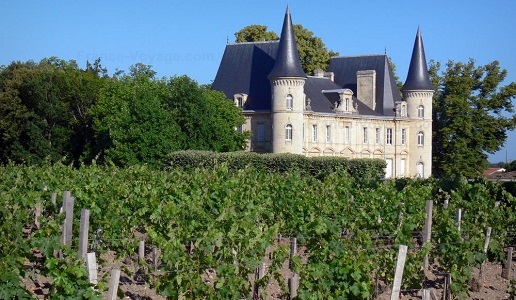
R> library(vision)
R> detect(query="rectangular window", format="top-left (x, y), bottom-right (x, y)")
top-left (312, 125), bottom-right (318, 142)
top-left (386, 128), bottom-right (392, 145)
top-left (344, 126), bottom-right (350, 144)
top-left (257, 124), bottom-right (265, 142)
top-left (326, 125), bottom-right (331, 143)
top-left (236, 124), bottom-right (243, 134)
top-left (363, 127), bottom-right (368, 144)
top-left (375, 128), bottom-right (380, 144)
top-left (401, 128), bottom-right (407, 145)
top-left (302, 123), bottom-right (305, 141)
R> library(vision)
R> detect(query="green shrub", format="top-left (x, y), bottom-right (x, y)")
top-left (168, 150), bottom-right (386, 179)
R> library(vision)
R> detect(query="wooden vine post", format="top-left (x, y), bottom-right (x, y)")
top-left (502, 247), bottom-right (514, 279)
top-left (85, 252), bottom-right (98, 284)
top-left (289, 237), bottom-right (299, 299)
top-left (423, 200), bottom-right (433, 270)
top-left (390, 245), bottom-right (408, 300)
top-left (78, 209), bottom-right (90, 260)
top-left (107, 268), bottom-right (121, 300)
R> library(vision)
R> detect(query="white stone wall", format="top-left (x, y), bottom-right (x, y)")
top-left (239, 91), bottom-right (433, 178)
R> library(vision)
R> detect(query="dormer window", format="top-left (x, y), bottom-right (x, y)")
top-left (233, 93), bottom-right (248, 108)
top-left (286, 94), bottom-right (293, 110)
top-left (344, 98), bottom-right (350, 111)
top-left (395, 101), bottom-right (407, 117)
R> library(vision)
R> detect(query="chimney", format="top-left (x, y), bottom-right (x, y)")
top-left (314, 68), bottom-right (335, 82)
top-left (357, 70), bottom-right (376, 111)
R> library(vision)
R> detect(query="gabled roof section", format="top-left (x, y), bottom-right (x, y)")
top-left (268, 7), bottom-right (306, 79)
top-left (212, 41), bottom-right (278, 111)
top-left (402, 27), bottom-right (434, 91)
top-left (328, 54), bottom-right (401, 116)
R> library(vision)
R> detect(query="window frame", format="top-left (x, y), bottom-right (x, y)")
top-left (286, 94), bottom-right (293, 110)
top-left (418, 105), bottom-right (424, 119)
top-left (285, 124), bottom-right (293, 141)
top-left (417, 131), bottom-right (424, 146)
top-left (386, 128), bottom-right (393, 145)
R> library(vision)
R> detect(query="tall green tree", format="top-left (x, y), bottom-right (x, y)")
top-left (430, 59), bottom-right (516, 178)
top-left (0, 58), bottom-right (105, 165)
top-left (90, 66), bottom-right (184, 167)
top-left (234, 24), bottom-right (338, 75)
top-left (168, 75), bottom-right (248, 152)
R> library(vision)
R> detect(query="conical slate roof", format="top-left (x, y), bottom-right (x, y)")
top-left (268, 7), bottom-right (306, 79)
top-left (402, 27), bottom-right (433, 91)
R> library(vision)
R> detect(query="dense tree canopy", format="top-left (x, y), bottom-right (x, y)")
top-left (0, 59), bottom-right (247, 167)
top-left (430, 59), bottom-right (516, 178)
top-left (0, 58), bottom-right (106, 165)
top-left (235, 25), bottom-right (278, 42)
top-left (234, 24), bottom-right (338, 75)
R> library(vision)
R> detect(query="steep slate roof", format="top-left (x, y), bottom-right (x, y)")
top-left (402, 27), bottom-right (434, 91)
top-left (328, 54), bottom-right (401, 116)
top-left (212, 41), bottom-right (278, 111)
top-left (268, 7), bottom-right (306, 79)
top-left (213, 45), bottom-right (397, 116)
top-left (304, 77), bottom-right (377, 115)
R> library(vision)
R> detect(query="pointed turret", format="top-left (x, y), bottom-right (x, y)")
top-left (402, 27), bottom-right (433, 91)
top-left (268, 7), bottom-right (306, 79)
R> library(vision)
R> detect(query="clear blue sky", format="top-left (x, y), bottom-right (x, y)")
top-left (2, 1), bottom-right (515, 163)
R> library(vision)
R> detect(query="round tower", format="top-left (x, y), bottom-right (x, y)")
top-left (268, 7), bottom-right (306, 154)
top-left (402, 27), bottom-right (434, 178)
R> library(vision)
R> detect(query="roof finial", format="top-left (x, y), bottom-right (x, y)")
top-left (384, 47), bottom-right (387, 55)
top-left (226, 36), bottom-right (229, 44)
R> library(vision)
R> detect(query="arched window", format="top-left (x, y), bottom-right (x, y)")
top-left (285, 124), bottom-right (293, 141)
top-left (286, 94), bottom-right (293, 110)
top-left (417, 131), bottom-right (424, 146)
top-left (418, 105), bottom-right (424, 119)
top-left (416, 162), bottom-right (424, 178)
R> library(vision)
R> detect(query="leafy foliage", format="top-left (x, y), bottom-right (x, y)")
top-left (0, 59), bottom-right (247, 167)
top-left (235, 25), bottom-right (278, 42)
top-left (1, 162), bottom-right (514, 298)
top-left (168, 150), bottom-right (386, 179)
top-left (0, 58), bottom-right (106, 165)
top-left (430, 59), bottom-right (516, 178)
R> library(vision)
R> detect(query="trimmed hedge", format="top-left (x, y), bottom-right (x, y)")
top-left (167, 150), bottom-right (386, 179)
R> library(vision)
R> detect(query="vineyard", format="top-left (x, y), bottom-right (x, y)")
top-left (1, 163), bottom-right (515, 299)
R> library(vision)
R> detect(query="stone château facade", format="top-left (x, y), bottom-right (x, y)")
top-left (212, 7), bottom-right (434, 178)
